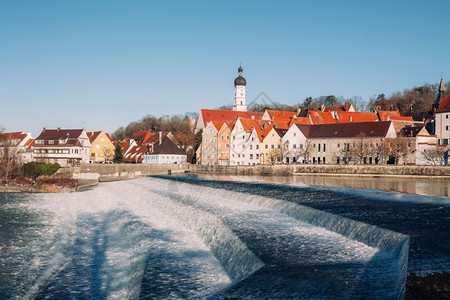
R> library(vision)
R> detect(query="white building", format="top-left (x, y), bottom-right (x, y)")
top-left (143, 136), bottom-right (187, 164)
top-left (0, 131), bottom-right (34, 163)
top-left (33, 128), bottom-right (91, 166)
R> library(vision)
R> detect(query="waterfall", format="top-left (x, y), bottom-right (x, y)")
top-left (155, 175), bottom-right (409, 299)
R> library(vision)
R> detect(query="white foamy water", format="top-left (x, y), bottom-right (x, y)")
top-left (0, 177), bottom-right (406, 299)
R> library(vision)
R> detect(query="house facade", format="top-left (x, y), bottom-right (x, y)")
top-left (0, 131), bottom-right (34, 163)
top-left (143, 136), bottom-right (187, 164)
top-left (87, 131), bottom-right (115, 163)
top-left (217, 122), bottom-right (233, 165)
top-left (33, 128), bottom-right (91, 166)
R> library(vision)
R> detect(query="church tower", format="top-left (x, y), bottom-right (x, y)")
top-left (435, 75), bottom-right (446, 109)
top-left (233, 65), bottom-right (247, 111)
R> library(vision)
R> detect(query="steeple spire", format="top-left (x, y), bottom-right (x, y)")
top-left (435, 74), bottom-right (446, 108)
top-left (439, 74), bottom-right (445, 93)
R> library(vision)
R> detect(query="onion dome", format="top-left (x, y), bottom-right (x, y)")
top-left (234, 65), bottom-right (246, 86)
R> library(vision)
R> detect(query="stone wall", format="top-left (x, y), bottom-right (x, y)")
top-left (188, 164), bottom-right (450, 177)
top-left (59, 163), bottom-right (188, 182)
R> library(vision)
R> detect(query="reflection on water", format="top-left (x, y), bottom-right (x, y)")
top-left (196, 174), bottom-right (450, 198)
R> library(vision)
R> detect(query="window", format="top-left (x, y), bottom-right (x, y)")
top-left (256, 154), bottom-right (259, 159)
top-left (242, 135), bottom-right (245, 140)
top-left (221, 136), bottom-right (224, 140)
top-left (447, 114), bottom-right (449, 119)
top-left (265, 145), bottom-right (268, 149)
top-left (318, 144), bottom-right (321, 152)
top-left (250, 154), bottom-right (253, 159)
top-left (323, 157), bottom-right (326, 164)
top-left (294, 133), bottom-right (296, 137)
top-left (323, 144), bottom-right (326, 152)
top-left (337, 143), bottom-right (340, 148)
top-left (233, 136), bottom-right (235, 140)
top-left (271, 145), bottom-right (274, 149)
top-left (227, 136), bottom-right (229, 140)
top-left (293, 144), bottom-right (297, 149)
top-left (277, 145), bottom-right (280, 149)
top-left (256, 145), bottom-right (259, 150)
top-left (205, 138), bottom-right (208, 143)
top-left (300, 144), bottom-right (303, 149)
top-left (250, 145), bottom-right (253, 150)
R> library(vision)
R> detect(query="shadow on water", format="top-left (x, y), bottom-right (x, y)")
top-left (33, 211), bottom-right (176, 299)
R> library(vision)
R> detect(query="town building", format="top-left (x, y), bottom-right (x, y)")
top-left (87, 131), bottom-right (115, 163)
top-left (201, 121), bottom-right (221, 165)
top-left (33, 128), bottom-right (91, 166)
top-left (0, 131), bottom-right (34, 163)
top-left (143, 136), bottom-right (187, 164)
top-left (217, 121), bottom-right (233, 166)
top-left (282, 121), bottom-right (396, 165)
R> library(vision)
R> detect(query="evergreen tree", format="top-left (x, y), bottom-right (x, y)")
top-left (113, 144), bottom-right (123, 163)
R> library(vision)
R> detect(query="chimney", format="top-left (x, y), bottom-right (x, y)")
top-left (251, 115), bottom-right (255, 119)
top-left (159, 131), bottom-right (162, 145)
top-left (297, 107), bottom-right (301, 115)
top-left (42, 127), bottom-right (46, 133)
top-left (57, 127), bottom-right (60, 131)
top-left (293, 115), bottom-right (297, 120)
top-left (349, 116), bottom-right (353, 122)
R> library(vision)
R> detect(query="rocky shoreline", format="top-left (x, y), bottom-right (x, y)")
top-left (0, 177), bottom-right (78, 193)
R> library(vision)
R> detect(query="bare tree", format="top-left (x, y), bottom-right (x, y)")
top-left (347, 133), bottom-right (374, 164)
top-left (0, 133), bottom-right (23, 183)
top-left (295, 141), bottom-right (313, 164)
top-left (385, 137), bottom-right (410, 164)
top-left (421, 146), bottom-right (448, 165)
top-left (266, 148), bottom-right (282, 165)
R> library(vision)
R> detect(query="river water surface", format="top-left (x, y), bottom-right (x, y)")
top-left (0, 175), bottom-right (448, 299)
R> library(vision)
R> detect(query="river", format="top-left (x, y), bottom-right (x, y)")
top-left (0, 175), bottom-right (448, 299)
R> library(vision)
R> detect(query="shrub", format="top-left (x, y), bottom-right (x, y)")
top-left (23, 162), bottom-right (61, 178)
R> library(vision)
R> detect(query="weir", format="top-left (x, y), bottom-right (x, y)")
top-left (145, 176), bottom-right (409, 298)
top-left (1, 177), bottom-right (412, 298)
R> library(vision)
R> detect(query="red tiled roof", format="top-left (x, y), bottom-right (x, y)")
top-left (377, 111), bottom-right (414, 121)
top-left (295, 121), bottom-right (392, 139)
top-left (0, 131), bottom-right (27, 140)
top-left (87, 131), bottom-right (102, 143)
top-left (266, 110), bottom-right (297, 120)
top-left (308, 110), bottom-right (338, 124)
top-left (438, 94), bottom-right (450, 111)
top-left (123, 145), bottom-right (148, 162)
top-left (36, 129), bottom-right (84, 140)
top-left (133, 131), bottom-right (153, 144)
top-left (288, 117), bottom-right (311, 127)
top-left (323, 103), bottom-right (353, 112)
top-left (337, 112), bottom-right (379, 123)
top-left (200, 109), bottom-right (264, 126)
top-left (211, 121), bottom-right (224, 131)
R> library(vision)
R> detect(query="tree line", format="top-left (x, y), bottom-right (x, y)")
top-left (112, 113), bottom-right (198, 141)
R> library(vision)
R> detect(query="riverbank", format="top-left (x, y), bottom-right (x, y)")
top-left (0, 177), bottom-right (77, 193)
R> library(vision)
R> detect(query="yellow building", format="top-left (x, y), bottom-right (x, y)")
top-left (87, 131), bottom-right (115, 163)
top-left (261, 127), bottom-right (287, 164)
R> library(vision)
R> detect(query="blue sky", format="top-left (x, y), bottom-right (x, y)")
top-left (1, 1), bottom-right (450, 136)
